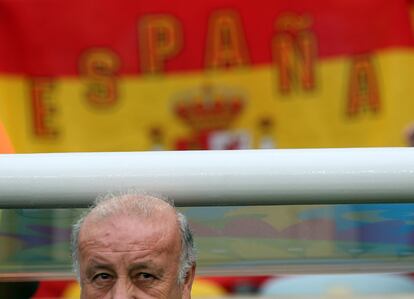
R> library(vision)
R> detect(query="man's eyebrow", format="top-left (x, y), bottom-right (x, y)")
top-left (86, 260), bottom-right (115, 274)
top-left (127, 262), bottom-right (165, 275)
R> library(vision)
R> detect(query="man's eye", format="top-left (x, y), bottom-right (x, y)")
top-left (92, 273), bottom-right (114, 286)
top-left (136, 272), bottom-right (156, 281)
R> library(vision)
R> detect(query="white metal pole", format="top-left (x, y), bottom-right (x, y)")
top-left (0, 148), bottom-right (414, 208)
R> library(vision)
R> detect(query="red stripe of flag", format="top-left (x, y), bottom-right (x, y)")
top-left (0, 0), bottom-right (412, 76)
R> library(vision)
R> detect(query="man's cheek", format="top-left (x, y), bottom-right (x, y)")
top-left (81, 285), bottom-right (104, 299)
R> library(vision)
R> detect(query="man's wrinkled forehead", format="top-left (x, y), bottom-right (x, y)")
top-left (79, 207), bottom-right (180, 250)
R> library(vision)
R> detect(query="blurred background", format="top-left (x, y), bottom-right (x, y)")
top-left (1, 0), bottom-right (414, 298)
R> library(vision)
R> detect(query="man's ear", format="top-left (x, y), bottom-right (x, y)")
top-left (182, 263), bottom-right (196, 299)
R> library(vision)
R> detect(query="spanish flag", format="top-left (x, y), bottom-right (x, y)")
top-left (0, 0), bottom-right (413, 152)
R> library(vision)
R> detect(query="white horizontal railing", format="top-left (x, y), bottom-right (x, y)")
top-left (0, 148), bottom-right (414, 208)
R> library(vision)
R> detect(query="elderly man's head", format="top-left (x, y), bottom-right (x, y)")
top-left (71, 193), bottom-right (196, 298)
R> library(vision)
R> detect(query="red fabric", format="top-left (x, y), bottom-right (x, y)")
top-left (0, 0), bottom-right (412, 76)
top-left (203, 275), bottom-right (272, 292)
top-left (32, 280), bottom-right (74, 298)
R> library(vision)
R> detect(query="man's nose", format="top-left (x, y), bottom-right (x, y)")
top-left (111, 278), bottom-right (136, 299)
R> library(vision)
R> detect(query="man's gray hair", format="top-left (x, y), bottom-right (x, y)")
top-left (71, 192), bottom-right (196, 284)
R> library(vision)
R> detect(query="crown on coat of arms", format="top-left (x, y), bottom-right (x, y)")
top-left (174, 85), bottom-right (244, 131)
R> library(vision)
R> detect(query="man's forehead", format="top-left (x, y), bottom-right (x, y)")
top-left (79, 210), bottom-right (180, 251)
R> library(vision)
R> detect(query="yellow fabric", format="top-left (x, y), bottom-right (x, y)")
top-left (0, 49), bottom-right (413, 153)
top-left (192, 278), bottom-right (227, 297)
top-left (62, 282), bottom-right (80, 299)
